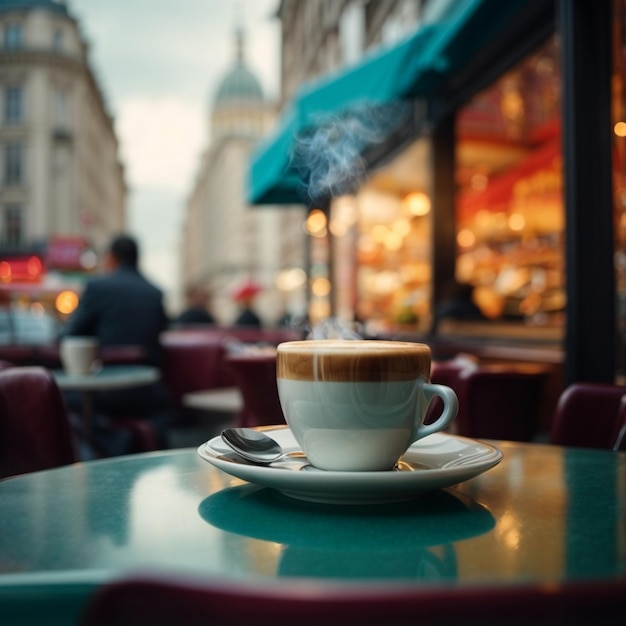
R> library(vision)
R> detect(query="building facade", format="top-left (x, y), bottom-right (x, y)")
top-left (279, 0), bottom-right (423, 106)
top-left (259, 0), bottom-right (625, 384)
top-left (182, 27), bottom-right (305, 326)
top-left (0, 0), bottom-right (126, 273)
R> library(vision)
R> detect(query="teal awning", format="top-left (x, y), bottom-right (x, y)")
top-left (248, 108), bottom-right (303, 205)
top-left (248, 0), bottom-right (532, 205)
top-left (247, 26), bottom-right (439, 206)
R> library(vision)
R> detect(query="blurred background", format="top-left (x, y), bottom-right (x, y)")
top-left (0, 0), bottom-right (623, 385)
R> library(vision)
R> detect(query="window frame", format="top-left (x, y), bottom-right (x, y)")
top-left (4, 86), bottom-right (23, 124)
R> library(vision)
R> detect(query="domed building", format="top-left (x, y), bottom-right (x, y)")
top-left (181, 26), bottom-right (305, 326)
top-left (211, 27), bottom-right (268, 141)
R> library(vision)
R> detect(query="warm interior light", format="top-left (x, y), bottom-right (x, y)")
top-left (508, 213), bottom-right (526, 231)
top-left (311, 277), bottom-right (331, 297)
top-left (457, 229), bottom-right (476, 248)
top-left (371, 224), bottom-right (389, 243)
top-left (384, 231), bottom-right (403, 251)
top-left (614, 121), bottom-right (626, 137)
top-left (305, 209), bottom-right (327, 237)
top-left (403, 192), bottom-right (431, 216)
top-left (0, 262), bottom-right (11, 281)
top-left (391, 218), bottom-right (411, 237)
top-left (275, 267), bottom-right (306, 291)
top-left (27, 256), bottom-right (42, 276)
top-left (56, 290), bottom-right (79, 315)
top-left (470, 173), bottom-right (488, 191)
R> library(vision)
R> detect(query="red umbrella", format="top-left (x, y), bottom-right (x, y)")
top-left (230, 280), bottom-right (262, 302)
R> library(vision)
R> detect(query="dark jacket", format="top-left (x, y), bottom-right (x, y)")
top-left (63, 266), bottom-right (169, 366)
top-left (234, 307), bottom-right (261, 328)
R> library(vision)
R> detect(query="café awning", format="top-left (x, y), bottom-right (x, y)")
top-left (247, 0), bottom-right (531, 205)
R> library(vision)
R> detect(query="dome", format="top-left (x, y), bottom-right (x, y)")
top-left (0, 0), bottom-right (69, 15)
top-left (214, 63), bottom-right (264, 105)
top-left (213, 26), bottom-right (264, 107)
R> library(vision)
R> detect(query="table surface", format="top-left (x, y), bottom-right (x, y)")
top-left (0, 437), bottom-right (624, 624)
top-left (51, 364), bottom-right (160, 391)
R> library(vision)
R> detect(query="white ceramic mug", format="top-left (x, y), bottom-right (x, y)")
top-left (60, 336), bottom-right (99, 376)
top-left (276, 339), bottom-right (458, 471)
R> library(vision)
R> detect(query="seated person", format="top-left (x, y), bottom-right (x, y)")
top-left (431, 280), bottom-right (486, 334)
top-left (61, 234), bottom-right (175, 449)
top-left (173, 285), bottom-right (215, 326)
top-left (232, 281), bottom-right (262, 328)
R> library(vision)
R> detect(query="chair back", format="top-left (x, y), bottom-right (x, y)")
top-left (224, 352), bottom-right (285, 427)
top-left (80, 573), bottom-right (626, 626)
top-left (0, 366), bottom-right (78, 479)
top-left (161, 336), bottom-right (231, 404)
top-left (457, 364), bottom-right (548, 441)
top-left (550, 382), bottom-right (626, 449)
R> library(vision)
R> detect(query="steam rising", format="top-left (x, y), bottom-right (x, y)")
top-left (307, 317), bottom-right (363, 340)
top-left (290, 101), bottom-right (413, 207)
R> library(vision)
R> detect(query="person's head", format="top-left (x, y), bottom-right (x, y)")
top-left (105, 235), bottom-right (138, 271)
top-left (186, 285), bottom-right (210, 308)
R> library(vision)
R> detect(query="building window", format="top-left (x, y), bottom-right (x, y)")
top-left (4, 23), bottom-right (22, 50)
top-left (53, 89), bottom-right (70, 130)
top-left (4, 142), bottom-right (24, 185)
top-left (2, 204), bottom-right (22, 247)
top-left (53, 28), bottom-right (63, 52)
top-left (4, 86), bottom-right (23, 124)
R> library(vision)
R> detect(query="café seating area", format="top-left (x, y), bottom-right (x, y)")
top-left (0, 334), bottom-right (624, 625)
top-left (2, 328), bottom-right (626, 468)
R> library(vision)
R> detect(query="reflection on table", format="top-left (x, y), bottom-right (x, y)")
top-left (0, 440), bottom-right (624, 625)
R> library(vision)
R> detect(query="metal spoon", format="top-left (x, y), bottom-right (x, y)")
top-left (220, 428), bottom-right (290, 464)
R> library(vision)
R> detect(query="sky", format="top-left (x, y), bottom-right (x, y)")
top-left (68, 0), bottom-right (281, 310)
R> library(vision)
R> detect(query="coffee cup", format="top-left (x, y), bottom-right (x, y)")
top-left (60, 336), bottom-right (99, 376)
top-left (276, 339), bottom-right (458, 471)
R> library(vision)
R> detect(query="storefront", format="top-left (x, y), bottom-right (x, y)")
top-left (249, 0), bottom-right (620, 385)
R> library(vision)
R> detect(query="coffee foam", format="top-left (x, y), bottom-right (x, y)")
top-left (276, 340), bottom-right (431, 382)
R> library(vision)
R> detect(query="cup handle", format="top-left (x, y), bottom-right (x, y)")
top-left (414, 383), bottom-right (458, 440)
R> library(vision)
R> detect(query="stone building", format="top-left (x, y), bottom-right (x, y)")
top-left (182, 26), bottom-right (305, 326)
top-left (0, 0), bottom-right (125, 269)
top-left (278, 0), bottom-right (423, 106)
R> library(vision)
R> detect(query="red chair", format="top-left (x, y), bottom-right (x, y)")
top-left (161, 336), bottom-right (232, 406)
top-left (224, 352), bottom-right (285, 427)
top-left (80, 572), bottom-right (626, 626)
top-left (550, 382), bottom-right (626, 449)
top-left (0, 366), bottom-right (78, 479)
top-left (456, 364), bottom-right (548, 441)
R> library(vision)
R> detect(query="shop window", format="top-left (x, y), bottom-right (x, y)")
top-left (4, 142), bottom-right (24, 185)
top-left (349, 138), bottom-right (433, 335)
top-left (3, 23), bottom-right (22, 50)
top-left (613, 0), bottom-right (626, 379)
top-left (455, 36), bottom-right (563, 332)
top-left (4, 86), bottom-right (22, 124)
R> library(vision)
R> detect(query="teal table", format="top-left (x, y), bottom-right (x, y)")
top-left (0, 441), bottom-right (624, 625)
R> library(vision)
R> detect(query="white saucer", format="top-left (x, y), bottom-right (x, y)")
top-left (197, 426), bottom-right (503, 504)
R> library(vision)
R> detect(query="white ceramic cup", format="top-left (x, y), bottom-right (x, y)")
top-left (276, 339), bottom-right (458, 471)
top-left (60, 336), bottom-right (99, 376)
